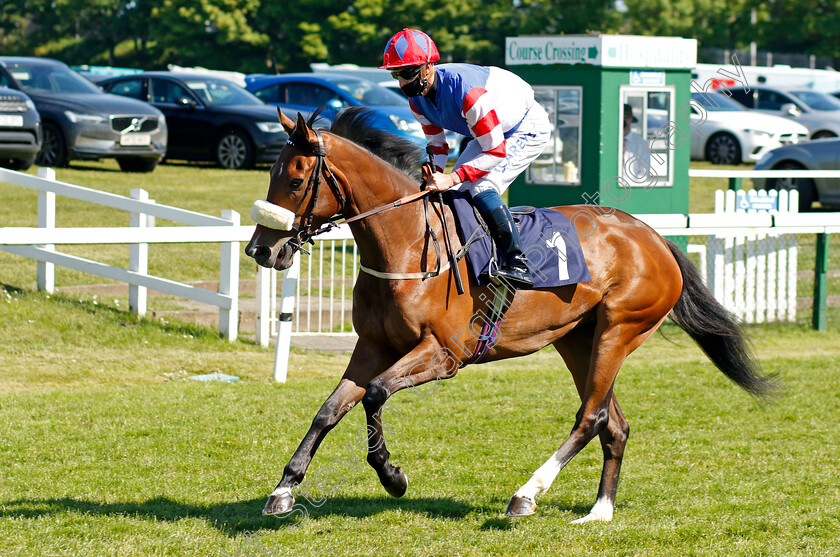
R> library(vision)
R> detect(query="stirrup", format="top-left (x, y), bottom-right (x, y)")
top-left (497, 267), bottom-right (534, 290)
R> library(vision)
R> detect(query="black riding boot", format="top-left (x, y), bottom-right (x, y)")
top-left (477, 200), bottom-right (534, 290)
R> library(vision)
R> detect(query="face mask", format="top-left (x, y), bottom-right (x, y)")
top-left (400, 76), bottom-right (427, 97)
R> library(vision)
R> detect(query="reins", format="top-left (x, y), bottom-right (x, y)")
top-left (283, 127), bottom-right (465, 288)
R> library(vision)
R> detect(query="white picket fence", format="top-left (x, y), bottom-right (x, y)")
top-left (703, 189), bottom-right (798, 323)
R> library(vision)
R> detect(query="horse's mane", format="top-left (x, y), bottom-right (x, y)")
top-left (329, 106), bottom-right (425, 181)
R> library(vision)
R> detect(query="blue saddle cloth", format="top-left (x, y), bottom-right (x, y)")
top-left (446, 190), bottom-right (591, 289)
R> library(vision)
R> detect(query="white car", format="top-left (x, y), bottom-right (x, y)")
top-left (689, 92), bottom-right (809, 165)
top-left (728, 86), bottom-right (840, 140)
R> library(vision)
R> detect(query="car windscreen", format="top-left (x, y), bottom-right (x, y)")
top-left (332, 77), bottom-right (406, 106)
top-left (789, 90), bottom-right (840, 111)
top-left (691, 92), bottom-right (746, 111)
top-left (185, 78), bottom-right (264, 107)
top-left (8, 62), bottom-right (102, 95)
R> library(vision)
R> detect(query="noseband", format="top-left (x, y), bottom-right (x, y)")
top-left (252, 125), bottom-right (432, 257)
top-left (250, 123), bottom-right (460, 283)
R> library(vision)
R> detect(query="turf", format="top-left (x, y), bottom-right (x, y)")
top-left (1, 287), bottom-right (839, 556)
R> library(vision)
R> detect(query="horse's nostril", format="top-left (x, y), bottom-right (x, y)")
top-left (246, 244), bottom-right (269, 261)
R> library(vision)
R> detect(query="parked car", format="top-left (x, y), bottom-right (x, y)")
top-left (689, 91), bottom-right (808, 165)
top-left (728, 85), bottom-right (840, 140)
top-left (0, 84), bottom-right (42, 171)
top-left (71, 65), bottom-right (144, 84)
top-left (244, 73), bottom-right (463, 158)
top-left (0, 56), bottom-right (166, 172)
top-left (752, 138), bottom-right (840, 212)
top-left (100, 72), bottom-right (290, 170)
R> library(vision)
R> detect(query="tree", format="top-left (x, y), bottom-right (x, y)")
top-left (760, 1), bottom-right (840, 61)
top-left (149, 0), bottom-right (269, 72)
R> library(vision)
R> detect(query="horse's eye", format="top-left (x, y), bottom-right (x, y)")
top-left (289, 178), bottom-right (303, 190)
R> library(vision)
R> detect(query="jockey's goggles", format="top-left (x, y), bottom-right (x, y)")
top-left (390, 65), bottom-right (424, 80)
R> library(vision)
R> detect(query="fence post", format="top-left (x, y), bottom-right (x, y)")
top-left (255, 265), bottom-right (272, 347)
top-left (219, 209), bottom-right (240, 341)
top-left (813, 233), bottom-right (829, 332)
top-left (129, 189), bottom-right (149, 317)
top-left (273, 252), bottom-right (300, 383)
top-left (36, 167), bottom-right (56, 293)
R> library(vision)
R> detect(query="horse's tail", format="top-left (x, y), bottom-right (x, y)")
top-left (665, 239), bottom-right (777, 399)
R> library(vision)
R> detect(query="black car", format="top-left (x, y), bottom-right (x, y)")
top-left (0, 57), bottom-right (167, 172)
top-left (100, 72), bottom-right (290, 170)
top-left (0, 84), bottom-right (42, 171)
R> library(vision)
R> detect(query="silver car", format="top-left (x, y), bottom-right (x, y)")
top-left (729, 85), bottom-right (840, 140)
top-left (689, 91), bottom-right (808, 165)
top-left (0, 85), bottom-right (41, 170)
top-left (753, 138), bottom-right (840, 211)
top-left (0, 56), bottom-right (167, 172)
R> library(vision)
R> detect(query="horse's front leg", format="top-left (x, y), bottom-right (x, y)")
top-left (360, 337), bottom-right (459, 498)
top-left (263, 340), bottom-right (397, 515)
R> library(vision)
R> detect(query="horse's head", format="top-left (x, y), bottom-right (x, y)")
top-left (245, 109), bottom-right (346, 270)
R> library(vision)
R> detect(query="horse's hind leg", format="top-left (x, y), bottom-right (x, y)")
top-left (506, 320), bottom-right (635, 522)
top-left (571, 395), bottom-right (628, 523)
top-left (559, 326), bottom-right (630, 523)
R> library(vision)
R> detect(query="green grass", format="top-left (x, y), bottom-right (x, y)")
top-left (1, 288), bottom-right (839, 556)
top-left (2, 160), bottom-right (840, 554)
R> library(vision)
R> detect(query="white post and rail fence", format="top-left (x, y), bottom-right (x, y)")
top-left (2, 167), bottom-right (838, 382)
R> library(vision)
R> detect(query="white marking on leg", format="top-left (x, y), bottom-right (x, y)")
top-left (513, 455), bottom-right (564, 501)
top-left (570, 496), bottom-right (614, 524)
top-left (271, 486), bottom-right (293, 498)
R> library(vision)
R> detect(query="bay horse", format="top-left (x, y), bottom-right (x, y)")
top-left (245, 107), bottom-right (773, 523)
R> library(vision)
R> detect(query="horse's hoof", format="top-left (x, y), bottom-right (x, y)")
top-left (383, 468), bottom-right (408, 498)
top-left (262, 489), bottom-right (295, 516)
top-left (505, 495), bottom-right (536, 517)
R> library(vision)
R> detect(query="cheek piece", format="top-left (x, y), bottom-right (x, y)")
top-left (250, 199), bottom-right (295, 231)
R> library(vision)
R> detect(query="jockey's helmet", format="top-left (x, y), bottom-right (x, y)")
top-left (380, 28), bottom-right (440, 69)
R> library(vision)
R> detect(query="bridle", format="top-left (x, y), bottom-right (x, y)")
top-left (282, 125), bottom-right (348, 255)
top-left (256, 121), bottom-right (463, 290)
top-left (274, 124), bottom-right (435, 257)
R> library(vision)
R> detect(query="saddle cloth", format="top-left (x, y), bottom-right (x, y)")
top-left (446, 190), bottom-right (591, 289)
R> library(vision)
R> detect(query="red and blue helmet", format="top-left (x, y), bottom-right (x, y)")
top-left (380, 28), bottom-right (440, 69)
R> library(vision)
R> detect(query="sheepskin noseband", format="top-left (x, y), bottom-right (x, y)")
top-left (250, 199), bottom-right (295, 231)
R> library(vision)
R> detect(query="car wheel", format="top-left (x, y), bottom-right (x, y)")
top-left (117, 157), bottom-right (159, 173)
top-left (705, 133), bottom-right (741, 165)
top-left (767, 161), bottom-right (816, 212)
top-left (811, 130), bottom-right (837, 140)
top-left (0, 157), bottom-right (35, 171)
top-left (36, 122), bottom-right (69, 168)
top-left (216, 129), bottom-right (254, 170)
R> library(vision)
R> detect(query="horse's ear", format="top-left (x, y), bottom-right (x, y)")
top-left (278, 108), bottom-right (295, 134)
top-left (295, 112), bottom-right (318, 144)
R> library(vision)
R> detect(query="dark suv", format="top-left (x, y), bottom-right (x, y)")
top-left (0, 56), bottom-right (167, 172)
top-left (0, 81), bottom-right (42, 171)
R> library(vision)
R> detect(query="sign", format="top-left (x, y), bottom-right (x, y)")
top-left (630, 70), bottom-right (665, 86)
top-left (506, 35), bottom-right (697, 69)
top-left (506, 36), bottom-right (600, 66)
top-left (737, 192), bottom-right (779, 211)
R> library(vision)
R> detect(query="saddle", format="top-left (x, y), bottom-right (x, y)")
top-left (445, 190), bottom-right (591, 289)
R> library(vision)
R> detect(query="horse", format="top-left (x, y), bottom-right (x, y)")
top-left (245, 107), bottom-right (774, 523)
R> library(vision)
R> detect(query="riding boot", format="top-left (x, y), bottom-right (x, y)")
top-left (473, 190), bottom-right (534, 290)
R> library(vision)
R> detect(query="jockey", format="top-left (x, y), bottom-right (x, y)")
top-left (380, 28), bottom-right (551, 290)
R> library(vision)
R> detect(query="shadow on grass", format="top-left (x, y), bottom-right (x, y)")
top-left (0, 495), bottom-right (478, 536)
